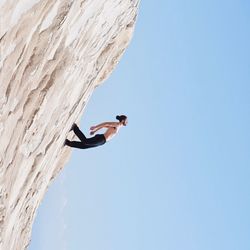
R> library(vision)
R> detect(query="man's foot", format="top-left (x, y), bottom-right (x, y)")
top-left (64, 139), bottom-right (70, 146)
top-left (70, 123), bottom-right (77, 132)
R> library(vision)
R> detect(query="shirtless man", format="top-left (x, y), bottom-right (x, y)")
top-left (64, 115), bottom-right (128, 149)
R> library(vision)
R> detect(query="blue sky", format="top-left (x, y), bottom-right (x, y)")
top-left (30, 1), bottom-right (250, 250)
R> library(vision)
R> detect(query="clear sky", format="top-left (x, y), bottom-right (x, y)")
top-left (29, 1), bottom-right (250, 250)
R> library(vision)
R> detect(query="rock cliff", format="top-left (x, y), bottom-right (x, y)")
top-left (0, 0), bottom-right (139, 249)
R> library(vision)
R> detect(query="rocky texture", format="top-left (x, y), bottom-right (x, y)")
top-left (0, 0), bottom-right (139, 249)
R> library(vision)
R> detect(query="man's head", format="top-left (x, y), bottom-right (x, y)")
top-left (116, 115), bottom-right (128, 126)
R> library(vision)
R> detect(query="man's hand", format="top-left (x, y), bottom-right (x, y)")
top-left (90, 126), bottom-right (96, 135)
top-left (90, 126), bottom-right (96, 131)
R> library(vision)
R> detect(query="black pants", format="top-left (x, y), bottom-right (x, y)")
top-left (65, 125), bottom-right (106, 149)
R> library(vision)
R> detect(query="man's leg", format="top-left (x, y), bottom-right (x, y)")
top-left (65, 139), bottom-right (92, 149)
top-left (72, 124), bottom-right (87, 141)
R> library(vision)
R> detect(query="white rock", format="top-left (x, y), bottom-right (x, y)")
top-left (0, 0), bottom-right (139, 249)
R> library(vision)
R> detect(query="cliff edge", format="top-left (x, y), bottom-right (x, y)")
top-left (0, 0), bottom-right (139, 249)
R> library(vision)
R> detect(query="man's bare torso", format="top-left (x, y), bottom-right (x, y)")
top-left (104, 126), bottom-right (120, 141)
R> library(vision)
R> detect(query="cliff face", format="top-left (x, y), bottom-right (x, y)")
top-left (0, 0), bottom-right (139, 249)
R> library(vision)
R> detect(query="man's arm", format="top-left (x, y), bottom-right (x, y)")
top-left (90, 122), bottom-right (119, 134)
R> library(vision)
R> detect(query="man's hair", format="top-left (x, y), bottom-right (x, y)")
top-left (116, 115), bottom-right (127, 123)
